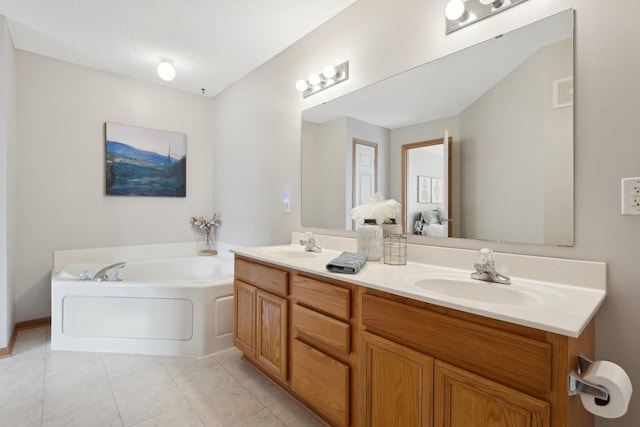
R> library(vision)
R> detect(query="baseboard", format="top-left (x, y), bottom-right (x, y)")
top-left (0, 317), bottom-right (51, 359)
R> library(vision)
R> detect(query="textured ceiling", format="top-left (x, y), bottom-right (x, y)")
top-left (0, 0), bottom-right (357, 96)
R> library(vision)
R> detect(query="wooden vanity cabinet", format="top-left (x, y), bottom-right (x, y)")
top-left (361, 289), bottom-right (594, 427)
top-left (233, 258), bottom-right (288, 383)
top-left (233, 257), bottom-right (356, 426)
top-left (233, 256), bottom-right (594, 427)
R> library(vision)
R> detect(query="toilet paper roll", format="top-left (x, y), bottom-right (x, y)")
top-left (580, 360), bottom-right (633, 419)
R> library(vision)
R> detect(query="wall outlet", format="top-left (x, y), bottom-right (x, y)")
top-left (621, 177), bottom-right (640, 215)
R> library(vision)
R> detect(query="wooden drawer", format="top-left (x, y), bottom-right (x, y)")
top-left (292, 303), bottom-right (350, 359)
top-left (291, 338), bottom-right (350, 427)
top-left (361, 293), bottom-right (552, 395)
top-left (290, 275), bottom-right (350, 320)
top-left (235, 258), bottom-right (288, 297)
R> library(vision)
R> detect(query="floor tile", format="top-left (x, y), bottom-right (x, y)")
top-left (0, 395), bottom-right (43, 427)
top-left (228, 408), bottom-right (286, 427)
top-left (0, 372), bottom-right (45, 409)
top-left (108, 363), bottom-right (173, 398)
top-left (171, 360), bottom-right (238, 401)
top-left (241, 373), bottom-right (289, 407)
top-left (42, 376), bottom-right (114, 422)
top-left (44, 357), bottom-right (108, 392)
top-left (101, 353), bottom-right (162, 378)
top-left (115, 377), bottom-right (191, 426)
top-left (45, 349), bottom-right (103, 373)
top-left (129, 407), bottom-right (204, 427)
top-left (160, 354), bottom-right (221, 378)
top-left (218, 356), bottom-right (262, 383)
top-left (191, 381), bottom-right (264, 427)
top-left (41, 399), bottom-right (123, 427)
top-left (268, 397), bottom-right (325, 427)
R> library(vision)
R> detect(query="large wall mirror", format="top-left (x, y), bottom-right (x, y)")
top-left (302, 9), bottom-right (574, 246)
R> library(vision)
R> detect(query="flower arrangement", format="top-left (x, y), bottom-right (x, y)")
top-left (190, 213), bottom-right (222, 255)
top-left (351, 192), bottom-right (401, 224)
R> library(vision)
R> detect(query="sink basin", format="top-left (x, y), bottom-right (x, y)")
top-left (412, 273), bottom-right (544, 306)
top-left (255, 246), bottom-right (319, 259)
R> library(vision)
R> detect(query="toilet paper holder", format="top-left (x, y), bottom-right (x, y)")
top-left (568, 353), bottom-right (610, 402)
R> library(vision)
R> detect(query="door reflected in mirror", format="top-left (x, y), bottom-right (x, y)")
top-left (301, 9), bottom-right (574, 246)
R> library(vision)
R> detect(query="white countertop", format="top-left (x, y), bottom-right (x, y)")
top-left (232, 244), bottom-right (606, 338)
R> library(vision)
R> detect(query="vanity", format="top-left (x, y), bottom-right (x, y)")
top-left (232, 235), bottom-right (605, 427)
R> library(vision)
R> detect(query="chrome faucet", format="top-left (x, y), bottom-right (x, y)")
top-left (90, 262), bottom-right (127, 282)
top-left (299, 232), bottom-right (322, 253)
top-left (470, 248), bottom-right (510, 285)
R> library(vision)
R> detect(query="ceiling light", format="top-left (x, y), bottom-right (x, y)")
top-left (296, 62), bottom-right (349, 98)
top-left (157, 57), bottom-right (176, 81)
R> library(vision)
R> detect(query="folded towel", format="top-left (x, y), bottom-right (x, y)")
top-left (326, 252), bottom-right (368, 274)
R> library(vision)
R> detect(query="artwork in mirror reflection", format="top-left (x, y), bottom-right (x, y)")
top-left (301, 9), bottom-right (574, 246)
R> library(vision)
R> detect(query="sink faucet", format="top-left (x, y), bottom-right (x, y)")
top-left (300, 232), bottom-right (322, 253)
top-left (470, 248), bottom-right (510, 285)
top-left (91, 262), bottom-right (127, 282)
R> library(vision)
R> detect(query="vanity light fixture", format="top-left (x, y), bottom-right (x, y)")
top-left (295, 62), bottom-right (349, 98)
top-left (157, 57), bottom-right (176, 81)
top-left (445, 0), bottom-right (528, 34)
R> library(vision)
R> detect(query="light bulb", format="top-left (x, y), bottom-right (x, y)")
top-left (308, 73), bottom-right (322, 86)
top-left (322, 65), bottom-right (337, 79)
top-left (295, 79), bottom-right (309, 92)
top-left (479, 0), bottom-right (504, 6)
top-left (445, 0), bottom-right (465, 21)
top-left (157, 58), bottom-right (176, 81)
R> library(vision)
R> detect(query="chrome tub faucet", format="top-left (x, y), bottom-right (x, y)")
top-left (471, 248), bottom-right (510, 285)
top-left (85, 262), bottom-right (127, 282)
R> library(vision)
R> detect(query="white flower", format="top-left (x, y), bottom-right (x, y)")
top-left (351, 193), bottom-right (401, 223)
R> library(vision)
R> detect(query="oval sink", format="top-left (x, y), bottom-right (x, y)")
top-left (255, 246), bottom-right (319, 259)
top-left (413, 274), bottom-right (543, 306)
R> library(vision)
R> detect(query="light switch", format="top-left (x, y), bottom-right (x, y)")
top-left (283, 192), bottom-right (291, 213)
top-left (621, 177), bottom-right (640, 215)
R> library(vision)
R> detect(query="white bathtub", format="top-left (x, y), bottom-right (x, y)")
top-left (51, 255), bottom-right (234, 356)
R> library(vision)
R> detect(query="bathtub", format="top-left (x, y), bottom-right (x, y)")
top-left (51, 254), bottom-right (234, 356)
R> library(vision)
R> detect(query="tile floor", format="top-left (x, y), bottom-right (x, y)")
top-left (0, 327), bottom-right (324, 427)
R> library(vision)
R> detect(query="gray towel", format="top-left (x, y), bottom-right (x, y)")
top-left (326, 252), bottom-right (368, 274)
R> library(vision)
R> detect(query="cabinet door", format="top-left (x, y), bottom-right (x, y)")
top-left (434, 361), bottom-right (549, 427)
top-left (256, 289), bottom-right (288, 381)
top-left (291, 338), bottom-right (350, 427)
top-left (363, 332), bottom-right (434, 427)
top-left (233, 280), bottom-right (256, 356)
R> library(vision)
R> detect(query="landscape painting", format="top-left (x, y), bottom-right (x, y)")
top-left (105, 122), bottom-right (186, 197)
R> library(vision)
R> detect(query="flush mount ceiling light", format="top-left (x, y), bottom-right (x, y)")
top-left (445, 0), bottom-right (528, 34)
top-left (157, 57), bottom-right (176, 81)
top-left (296, 62), bottom-right (349, 98)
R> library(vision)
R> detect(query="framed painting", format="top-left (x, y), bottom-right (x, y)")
top-left (105, 122), bottom-right (186, 197)
top-left (431, 178), bottom-right (443, 204)
top-left (418, 175), bottom-right (431, 203)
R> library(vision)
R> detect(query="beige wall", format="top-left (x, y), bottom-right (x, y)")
top-left (212, 0), bottom-right (640, 425)
top-left (459, 40), bottom-right (573, 244)
top-left (14, 51), bottom-right (214, 322)
top-left (0, 16), bottom-right (16, 347)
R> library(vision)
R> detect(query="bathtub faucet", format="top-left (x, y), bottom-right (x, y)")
top-left (92, 262), bottom-right (127, 282)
